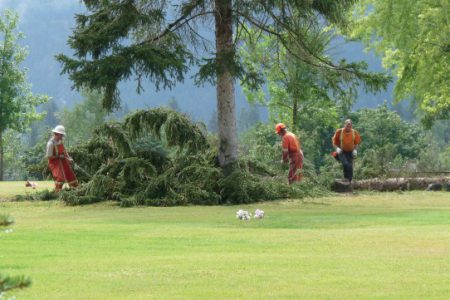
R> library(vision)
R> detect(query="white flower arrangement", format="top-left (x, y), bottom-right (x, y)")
top-left (236, 209), bottom-right (265, 220)
top-left (254, 209), bottom-right (264, 219)
top-left (236, 209), bottom-right (251, 220)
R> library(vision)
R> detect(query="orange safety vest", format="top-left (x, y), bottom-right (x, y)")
top-left (282, 132), bottom-right (301, 154)
top-left (333, 128), bottom-right (361, 152)
top-left (340, 128), bottom-right (355, 149)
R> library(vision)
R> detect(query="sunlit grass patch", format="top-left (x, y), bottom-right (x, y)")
top-left (0, 181), bottom-right (54, 200)
top-left (0, 192), bottom-right (449, 299)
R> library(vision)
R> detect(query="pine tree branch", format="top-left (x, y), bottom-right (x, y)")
top-left (138, 10), bottom-right (215, 46)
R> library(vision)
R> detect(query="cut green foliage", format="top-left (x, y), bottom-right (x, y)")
top-left (125, 108), bottom-right (208, 153)
top-left (240, 124), bottom-right (332, 193)
top-left (60, 108), bottom-right (298, 206)
top-left (59, 191), bottom-right (103, 206)
top-left (218, 169), bottom-right (290, 204)
top-left (0, 274), bottom-right (31, 293)
top-left (14, 189), bottom-right (58, 202)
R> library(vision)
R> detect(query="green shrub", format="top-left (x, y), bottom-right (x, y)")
top-left (14, 189), bottom-right (57, 202)
top-left (0, 274), bottom-right (31, 294)
top-left (0, 214), bottom-right (14, 226)
top-left (59, 191), bottom-right (103, 206)
top-left (37, 189), bottom-right (58, 201)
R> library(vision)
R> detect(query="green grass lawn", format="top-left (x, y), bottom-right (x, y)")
top-left (0, 181), bottom-right (54, 199)
top-left (1, 183), bottom-right (450, 299)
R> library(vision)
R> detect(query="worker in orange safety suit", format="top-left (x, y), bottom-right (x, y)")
top-left (275, 123), bottom-right (304, 184)
top-left (332, 119), bottom-right (361, 182)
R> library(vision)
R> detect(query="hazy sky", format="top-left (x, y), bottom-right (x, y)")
top-left (0, 1), bottom-right (226, 120)
top-left (0, 0), bottom-right (80, 12)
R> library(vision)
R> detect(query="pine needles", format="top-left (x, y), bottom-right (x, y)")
top-left (125, 108), bottom-right (207, 152)
top-left (58, 108), bottom-right (303, 206)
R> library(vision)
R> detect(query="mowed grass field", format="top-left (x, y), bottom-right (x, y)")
top-left (0, 181), bottom-right (54, 199)
top-left (1, 181), bottom-right (450, 299)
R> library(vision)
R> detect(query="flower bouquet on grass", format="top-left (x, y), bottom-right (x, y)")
top-left (236, 209), bottom-right (251, 220)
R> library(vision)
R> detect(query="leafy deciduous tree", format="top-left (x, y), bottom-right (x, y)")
top-left (0, 10), bottom-right (48, 180)
top-left (2, 129), bottom-right (26, 180)
top-left (239, 25), bottom-right (389, 169)
top-left (349, 0), bottom-right (450, 126)
top-left (350, 104), bottom-right (426, 177)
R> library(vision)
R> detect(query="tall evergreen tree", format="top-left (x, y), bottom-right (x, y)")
top-left (0, 10), bottom-right (48, 180)
top-left (57, 0), bottom-right (389, 171)
top-left (240, 26), bottom-right (358, 129)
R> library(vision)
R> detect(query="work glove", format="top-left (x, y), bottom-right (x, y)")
top-left (352, 149), bottom-right (357, 158)
top-left (336, 147), bottom-right (343, 155)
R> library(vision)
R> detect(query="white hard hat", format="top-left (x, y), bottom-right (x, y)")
top-left (52, 125), bottom-right (66, 135)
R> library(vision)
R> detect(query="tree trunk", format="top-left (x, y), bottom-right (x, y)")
top-left (0, 131), bottom-right (3, 181)
top-left (332, 177), bottom-right (450, 192)
top-left (215, 0), bottom-right (238, 172)
top-left (292, 97), bottom-right (298, 129)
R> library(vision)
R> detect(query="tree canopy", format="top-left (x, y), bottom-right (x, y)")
top-left (57, 0), bottom-right (390, 171)
top-left (0, 10), bottom-right (48, 180)
top-left (348, 0), bottom-right (450, 127)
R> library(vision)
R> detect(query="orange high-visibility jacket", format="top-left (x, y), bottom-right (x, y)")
top-left (282, 131), bottom-right (301, 160)
top-left (332, 128), bottom-right (361, 152)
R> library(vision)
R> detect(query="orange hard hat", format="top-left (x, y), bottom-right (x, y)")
top-left (275, 123), bottom-right (286, 134)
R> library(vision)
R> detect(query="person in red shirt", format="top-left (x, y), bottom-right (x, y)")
top-left (46, 125), bottom-right (78, 192)
top-left (275, 123), bottom-right (304, 184)
top-left (332, 119), bottom-right (361, 182)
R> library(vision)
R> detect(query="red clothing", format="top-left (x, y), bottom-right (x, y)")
top-left (48, 140), bottom-right (78, 191)
top-left (281, 131), bottom-right (303, 184)
top-left (332, 128), bottom-right (361, 152)
top-left (288, 152), bottom-right (303, 184)
top-left (282, 132), bottom-right (301, 159)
